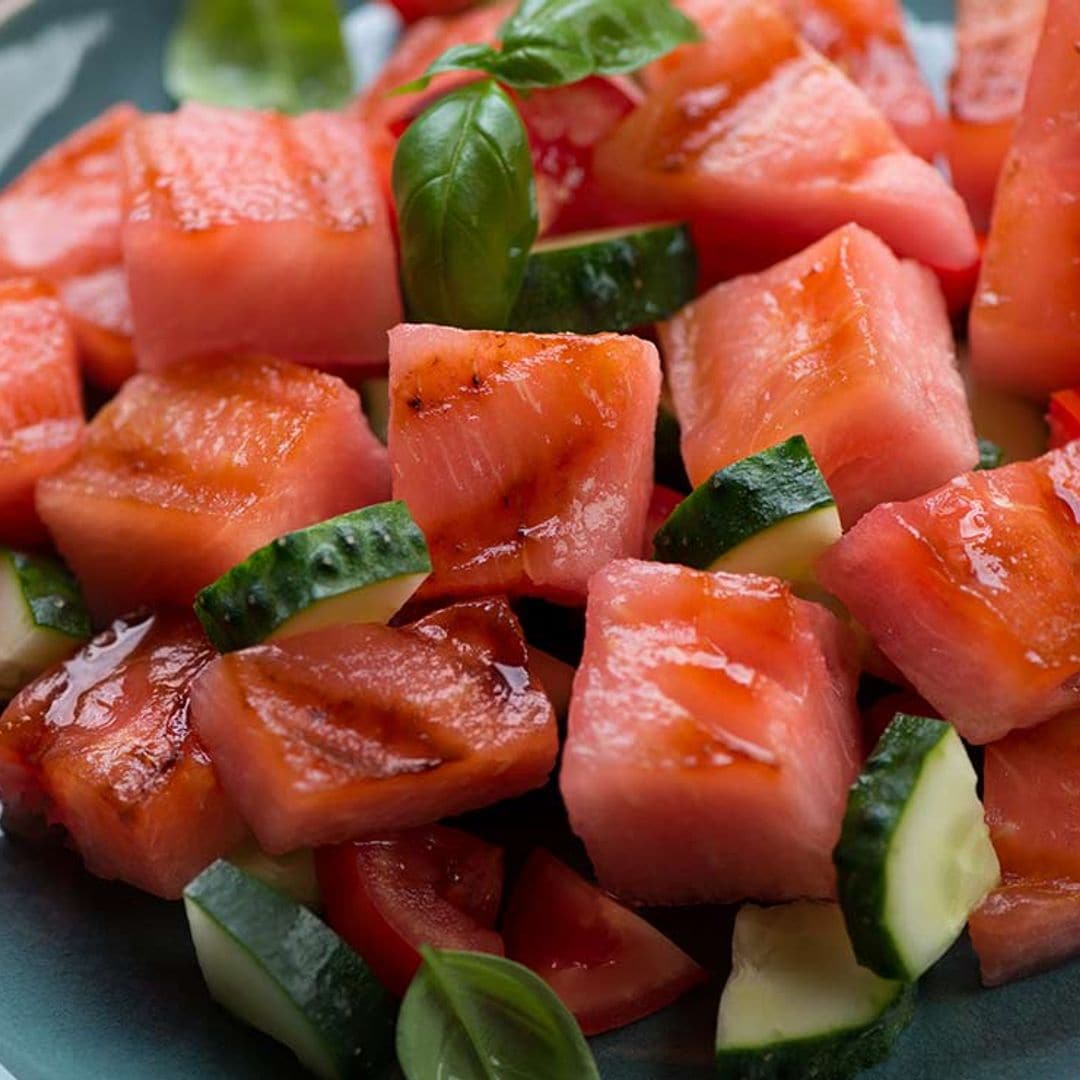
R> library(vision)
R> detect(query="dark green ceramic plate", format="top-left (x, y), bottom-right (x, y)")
top-left (1, 2), bottom-right (1076, 1078)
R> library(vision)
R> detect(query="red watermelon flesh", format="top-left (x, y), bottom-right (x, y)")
top-left (123, 104), bottom-right (401, 373)
top-left (0, 104), bottom-right (138, 384)
top-left (969, 0), bottom-right (1080, 398)
top-left (0, 278), bottom-right (83, 549)
top-left (948, 0), bottom-right (1046, 230)
top-left (595, 0), bottom-right (977, 288)
top-left (189, 597), bottom-right (558, 854)
top-left (969, 876), bottom-right (1080, 987)
top-left (661, 224), bottom-right (977, 527)
top-left (0, 611), bottom-right (245, 899)
top-left (389, 325), bottom-right (659, 604)
top-left (36, 355), bottom-right (389, 621)
top-left (818, 445), bottom-right (1080, 745)
top-left (561, 560), bottom-right (860, 905)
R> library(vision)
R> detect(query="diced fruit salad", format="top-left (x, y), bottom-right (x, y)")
top-left (0, 0), bottom-right (1077, 1077)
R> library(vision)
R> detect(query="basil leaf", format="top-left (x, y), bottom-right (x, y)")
top-left (416, 0), bottom-right (700, 90)
top-left (397, 947), bottom-right (600, 1080)
top-left (392, 80), bottom-right (538, 330)
top-left (165, 0), bottom-right (353, 114)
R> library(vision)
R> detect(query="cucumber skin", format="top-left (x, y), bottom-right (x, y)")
top-left (652, 436), bottom-right (834, 569)
top-left (508, 224), bottom-right (697, 334)
top-left (3, 548), bottom-right (90, 640)
top-left (194, 502), bottom-right (431, 653)
top-left (654, 404), bottom-right (691, 493)
top-left (715, 983), bottom-right (916, 1080)
top-left (833, 714), bottom-right (952, 981)
top-left (185, 861), bottom-right (395, 1079)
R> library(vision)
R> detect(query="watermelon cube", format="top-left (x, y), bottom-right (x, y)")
top-left (123, 104), bottom-right (401, 372)
top-left (0, 611), bottom-right (245, 899)
top-left (818, 445), bottom-right (1080, 745)
top-left (389, 325), bottom-right (660, 603)
top-left (596, 0), bottom-right (977, 288)
top-left (189, 598), bottom-right (558, 853)
top-left (0, 278), bottom-right (83, 548)
top-left (0, 104), bottom-right (138, 387)
top-left (36, 356), bottom-right (389, 620)
top-left (661, 224), bottom-right (977, 527)
top-left (948, 0), bottom-right (1046, 230)
top-left (969, 0), bottom-right (1080, 398)
top-left (561, 560), bottom-right (861, 905)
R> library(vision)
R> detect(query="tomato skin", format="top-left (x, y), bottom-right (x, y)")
top-left (387, 0), bottom-right (480, 22)
top-left (317, 825), bottom-right (505, 997)
top-left (642, 485), bottom-right (684, 557)
top-left (1048, 390), bottom-right (1080, 449)
top-left (502, 850), bottom-right (707, 1035)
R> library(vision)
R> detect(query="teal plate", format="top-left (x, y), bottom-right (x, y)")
top-left (1, 2), bottom-right (1076, 1078)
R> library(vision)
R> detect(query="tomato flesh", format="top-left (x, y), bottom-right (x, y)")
top-left (502, 850), bottom-right (706, 1035)
top-left (317, 825), bottom-right (504, 996)
top-left (1048, 390), bottom-right (1080, 449)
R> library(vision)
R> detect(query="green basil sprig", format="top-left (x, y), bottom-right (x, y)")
top-left (392, 80), bottom-right (538, 330)
top-left (165, 0), bottom-right (353, 113)
top-left (413, 0), bottom-right (701, 90)
top-left (396, 947), bottom-right (601, 1080)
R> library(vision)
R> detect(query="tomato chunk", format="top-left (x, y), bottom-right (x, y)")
top-left (1048, 390), bottom-right (1080, 449)
top-left (189, 598), bottom-right (558, 853)
top-left (317, 825), bottom-right (504, 997)
top-left (0, 278), bottom-right (83, 548)
top-left (387, 0), bottom-right (481, 19)
top-left (0, 611), bottom-right (245, 899)
top-left (36, 355), bottom-right (388, 620)
top-left (503, 850), bottom-right (706, 1035)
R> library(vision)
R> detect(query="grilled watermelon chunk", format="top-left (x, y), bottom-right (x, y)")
top-left (36, 356), bottom-right (389, 621)
top-left (189, 598), bottom-right (557, 854)
top-left (0, 278), bottom-right (83, 548)
top-left (0, 611), bottom-right (245, 898)
top-left (561, 560), bottom-right (860, 905)
top-left (661, 225), bottom-right (977, 527)
top-left (818, 445), bottom-right (1080, 745)
top-left (595, 0), bottom-right (977, 288)
top-left (389, 325), bottom-right (659, 604)
top-left (123, 104), bottom-right (401, 372)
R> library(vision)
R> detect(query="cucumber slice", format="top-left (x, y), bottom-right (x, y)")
top-left (195, 501), bottom-right (431, 652)
top-left (834, 714), bottom-right (1001, 982)
top-left (508, 223), bottom-right (697, 334)
top-left (0, 547), bottom-right (90, 697)
top-left (228, 839), bottom-right (321, 909)
top-left (716, 901), bottom-right (915, 1080)
top-left (184, 860), bottom-right (394, 1080)
top-left (652, 436), bottom-right (840, 587)
top-left (360, 377), bottom-right (389, 445)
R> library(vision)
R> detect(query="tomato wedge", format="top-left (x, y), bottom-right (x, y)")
top-left (387, 0), bottom-right (481, 22)
top-left (317, 826), bottom-right (505, 997)
top-left (1048, 390), bottom-right (1080, 449)
top-left (502, 850), bottom-right (707, 1035)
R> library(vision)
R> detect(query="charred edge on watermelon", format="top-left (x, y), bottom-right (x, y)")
top-left (652, 435), bottom-right (841, 586)
top-left (508, 223), bottom-right (697, 335)
top-left (194, 501), bottom-right (432, 652)
top-left (976, 438), bottom-right (1004, 470)
top-left (715, 901), bottom-right (915, 1080)
top-left (834, 713), bottom-right (1000, 982)
top-left (184, 860), bottom-right (395, 1080)
top-left (0, 547), bottom-right (91, 697)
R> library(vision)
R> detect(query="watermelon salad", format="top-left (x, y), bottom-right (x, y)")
top-left (0, 0), bottom-right (1077, 1076)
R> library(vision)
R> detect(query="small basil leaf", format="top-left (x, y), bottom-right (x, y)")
top-left (165, 0), bottom-right (353, 113)
top-left (977, 437), bottom-right (1005, 470)
top-left (397, 42), bottom-right (505, 93)
top-left (396, 947), bottom-right (600, 1080)
top-left (419, 0), bottom-right (700, 89)
top-left (392, 80), bottom-right (538, 330)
